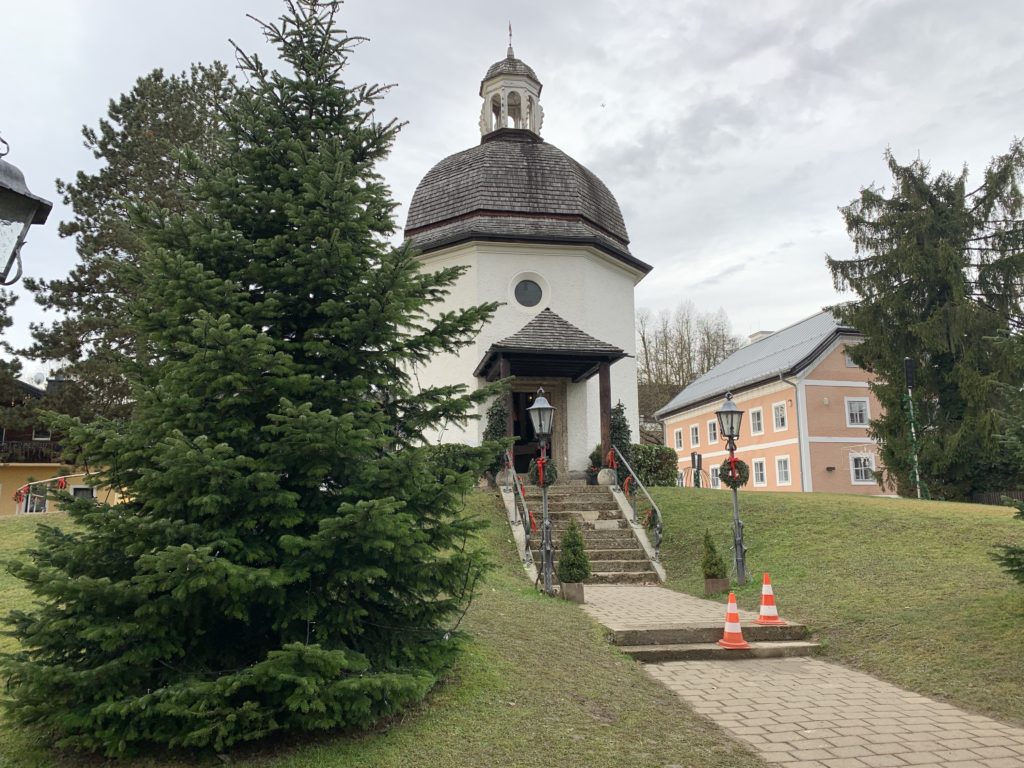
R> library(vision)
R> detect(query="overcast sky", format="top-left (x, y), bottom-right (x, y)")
top-left (4, 0), bottom-right (1023, 380)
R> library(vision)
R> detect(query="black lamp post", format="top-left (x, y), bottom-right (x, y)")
top-left (0, 139), bottom-right (53, 286)
top-left (716, 392), bottom-right (747, 585)
top-left (527, 388), bottom-right (555, 595)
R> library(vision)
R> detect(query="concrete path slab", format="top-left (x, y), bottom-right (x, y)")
top-left (583, 583), bottom-right (759, 629)
top-left (583, 585), bottom-right (1024, 767)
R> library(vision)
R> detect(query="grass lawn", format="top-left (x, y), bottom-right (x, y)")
top-left (652, 487), bottom-right (1024, 724)
top-left (0, 495), bottom-right (764, 768)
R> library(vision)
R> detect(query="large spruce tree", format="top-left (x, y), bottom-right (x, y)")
top-left (3, 1), bottom-right (497, 754)
top-left (827, 142), bottom-right (1024, 499)
top-left (22, 64), bottom-right (232, 420)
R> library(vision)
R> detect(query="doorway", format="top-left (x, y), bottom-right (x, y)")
top-left (509, 379), bottom-right (568, 475)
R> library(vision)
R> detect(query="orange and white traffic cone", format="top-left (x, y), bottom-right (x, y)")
top-left (717, 592), bottom-right (751, 649)
top-left (757, 572), bottom-right (786, 625)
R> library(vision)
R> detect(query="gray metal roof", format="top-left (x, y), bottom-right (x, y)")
top-left (654, 310), bottom-right (858, 419)
top-left (405, 129), bottom-right (651, 272)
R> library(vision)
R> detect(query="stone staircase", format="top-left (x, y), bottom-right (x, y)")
top-left (520, 484), bottom-right (659, 585)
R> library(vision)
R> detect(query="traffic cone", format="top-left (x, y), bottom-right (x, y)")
top-left (717, 592), bottom-right (751, 649)
top-left (757, 573), bottom-right (786, 626)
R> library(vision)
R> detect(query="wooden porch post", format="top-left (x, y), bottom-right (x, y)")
top-left (599, 361), bottom-right (611, 459)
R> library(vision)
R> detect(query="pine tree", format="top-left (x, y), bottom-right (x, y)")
top-left (827, 143), bottom-right (1024, 499)
top-left (2, 1), bottom-right (497, 755)
top-left (610, 400), bottom-right (633, 484)
top-left (22, 64), bottom-right (233, 420)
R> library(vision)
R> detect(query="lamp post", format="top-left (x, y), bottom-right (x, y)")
top-left (0, 137), bottom-right (53, 286)
top-left (526, 388), bottom-right (556, 595)
top-left (716, 392), bottom-right (747, 585)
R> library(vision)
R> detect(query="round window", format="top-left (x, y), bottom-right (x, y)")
top-left (514, 279), bottom-right (543, 307)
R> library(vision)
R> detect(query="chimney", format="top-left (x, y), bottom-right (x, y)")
top-left (748, 330), bottom-right (774, 344)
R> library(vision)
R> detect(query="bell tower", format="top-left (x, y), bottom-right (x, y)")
top-left (478, 39), bottom-right (544, 137)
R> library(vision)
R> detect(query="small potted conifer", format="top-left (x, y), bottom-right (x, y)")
top-left (701, 529), bottom-right (730, 596)
top-left (557, 520), bottom-right (591, 603)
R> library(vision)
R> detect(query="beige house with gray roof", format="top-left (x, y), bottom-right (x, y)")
top-left (656, 311), bottom-right (885, 494)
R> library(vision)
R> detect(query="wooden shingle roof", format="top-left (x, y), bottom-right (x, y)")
top-left (404, 130), bottom-right (651, 274)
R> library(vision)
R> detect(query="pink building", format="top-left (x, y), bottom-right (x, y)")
top-left (655, 311), bottom-right (884, 494)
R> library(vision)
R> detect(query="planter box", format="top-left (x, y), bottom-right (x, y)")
top-left (560, 582), bottom-right (585, 603)
top-left (704, 577), bottom-right (730, 596)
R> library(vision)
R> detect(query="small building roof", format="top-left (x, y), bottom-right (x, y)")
top-left (654, 310), bottom-right (859, 419)
top-left (475, 308), bottom-right (626, 382)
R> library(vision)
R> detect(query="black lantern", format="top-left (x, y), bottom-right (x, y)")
top-left (0, 146), bottom-right (53, 286)
top-left (526, 388), bottom-right (555, 439)
top-left (715, 392), bottom-right (743, 442)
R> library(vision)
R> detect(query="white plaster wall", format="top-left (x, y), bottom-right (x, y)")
top-left (415, 240), bottom-right (643, 469)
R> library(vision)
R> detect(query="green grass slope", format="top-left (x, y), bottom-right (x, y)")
top-left (0, 494), bottom-right (764, 768)
top-left (652, 487), bottom-right (1024, 724)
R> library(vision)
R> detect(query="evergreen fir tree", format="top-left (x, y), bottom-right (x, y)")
top-left (2, 1), bottom-right (497, 755)
top-left (610, 401), bottom-right (633, 484)
top-left (827, 142), bottom-right (1024, 499)
top-left (556, 520), bottom-right (590, 584)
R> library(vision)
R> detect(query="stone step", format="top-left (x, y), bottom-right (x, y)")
top-left (585, 571), bottom-right (659, 585)
top-left (521, 485), bottom-right (611, 497)
top-left (543, 509), bottom-right (622, 521)
top-left (619, 640), bottom-right (820, 662)
top-left (611, 622), bottom-right (809, 646)
top-left (543, 500), bottom-right (620, 512)
top-left (540, 558), bottom-right (654, 574)
top-left (544, 547), bottom-right (646, 561)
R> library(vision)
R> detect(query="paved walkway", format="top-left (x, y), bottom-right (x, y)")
top-left (583, 586), bottom-right (1024, 768)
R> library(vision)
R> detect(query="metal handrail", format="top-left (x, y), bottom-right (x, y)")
top-left (612, 444), bottom-right (664, 560)
top-left (502, 449), bottom-right (534, 560)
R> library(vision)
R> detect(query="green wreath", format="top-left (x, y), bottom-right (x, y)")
top-left (528, 458), bottom-right (558, 487)
top-left (719, 458), bottom-right (749, 489)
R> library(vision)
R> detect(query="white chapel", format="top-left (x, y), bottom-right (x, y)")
top-left (404, 44), bottom-right (651, 478)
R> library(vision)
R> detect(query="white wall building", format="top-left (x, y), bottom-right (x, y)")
top-left (404, 44), bottom-right (651, 477)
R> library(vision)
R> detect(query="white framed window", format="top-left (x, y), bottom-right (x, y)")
top-left (71, 486), bottom-right (96, 500)
top-left (846, 397), bottom-right (870, 427)
top-left (690, 424), bottom-right (700, 448)
top-left (707, 419), bottom-right (718, 444)
top-left (776, 456), bottom-right (791, 486)
top-left (772, 402), bottom-right (788, 431)
top-left (32, 428), bottom-right (51, 441)
top-left (844, 348), bottom-right (858, 367)
top-left (674, 429), bottom-right (683, 449)
top-left (710, 466), bottom-right (721, 489)
top-left (752, 458), bottom-right (767, 486)
top-left (749, 408), bottom-right (764, 436)
top-left (850, 454), bottom-right (876, 484)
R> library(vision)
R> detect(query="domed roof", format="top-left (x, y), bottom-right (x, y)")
top-left (481, 49), bottom-right (541, 93)
top-left (404, 130), bottom-right (649, 272)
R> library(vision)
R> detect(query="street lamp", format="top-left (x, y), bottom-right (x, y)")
top-left (526, 388), bottom-right (556, 595)
top-left (0, 138), bottom-right (53, 286)
top-left (716, 392), bottom-right (747, 585)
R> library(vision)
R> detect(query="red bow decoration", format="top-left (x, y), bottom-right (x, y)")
top-left (13, 485), bottom-right (28, 504)
top-left (56, 477), bottom-right (67, 490)
top-left (605, 450), bottom-right (617, 469)
top-left (729, 454), bottom-right (739, 480)
top-left (528, 510), bottom-right (538, 533)
top-left (623, 477), bottom-right (633, 496)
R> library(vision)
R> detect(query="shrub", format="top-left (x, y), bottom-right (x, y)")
top-left (630, 444), bottom-right (678, 486)
top-left (557, 520), bottom-right (591, 583)
top-left (701, 530), bottom-right (728, 580)
top-left (482, 396), bottom-right (510, 473)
